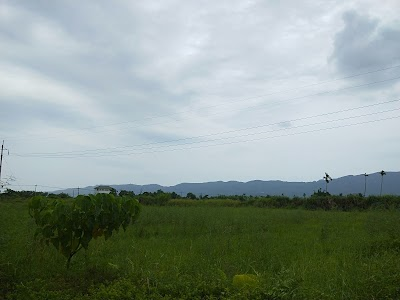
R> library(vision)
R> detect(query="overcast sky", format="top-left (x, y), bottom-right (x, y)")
top-left (1, 0), bottom-right (399, 191)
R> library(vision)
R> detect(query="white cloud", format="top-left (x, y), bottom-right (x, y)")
top-left (0, 63), bottom-right (108, 121)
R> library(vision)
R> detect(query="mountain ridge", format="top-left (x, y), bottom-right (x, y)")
top-left (55, 171), bottom-right (400, 197)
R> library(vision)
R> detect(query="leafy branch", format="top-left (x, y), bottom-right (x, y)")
top-left (29, 193), bottom-right (140, 268)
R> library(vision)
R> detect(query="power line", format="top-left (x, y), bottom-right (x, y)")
top-left (12, 98), bottom-right (400, 156)
top-left (117, 115), bottom-right (400, 156)
top-left (12, 98), bottom-right (400, 157)
top-left (84, 63), bottom-right (399, 129)
top-left (1, 160), bottom-right (17, 183)
top-left (0, 159), bottom-right (94, 193)
top-left (7, 184), bottom-right (95, 192)
top-left (63, 67), bottom-right (400, 136)
top-left (12, 111), bottom-right (400, 158)
top-left (7, 184), bottom-right (65, 190)
top-left (2, 65), bottom-right (400, 142)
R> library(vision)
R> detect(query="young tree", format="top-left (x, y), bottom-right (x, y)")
top-left (29, 193), bottom-right (140, 268)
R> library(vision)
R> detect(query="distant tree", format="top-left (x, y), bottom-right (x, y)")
top-left (109, 187), bottom-right (117, 196)
top-left (380, 170), bottom-right (386, 196)
top-left (171, 192), bottom-right (179, 199)
top-left (156, 192), bottom-right (171, 205)
top-left (58, 192), bottom-right (71, 199)
top-left (0, 189), bottom-right (44, 198)
top-left (312, 188), bottom-right (330, 197)
top-left (186, 192), bottom-right (197, 200)
top-left (119, 190), bottom-right (135, 197)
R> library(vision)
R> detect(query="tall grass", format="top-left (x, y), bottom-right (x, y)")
top-left (1, 199), bottom-right (400, 299)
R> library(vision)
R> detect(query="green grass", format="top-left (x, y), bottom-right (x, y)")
top-left (1, 199), bottom-right (400, 299)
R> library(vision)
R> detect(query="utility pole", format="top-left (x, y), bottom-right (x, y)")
top-left (380, 170), bottom-right (386, 196)
top-left (364, 173), bottom-right (369, 197)
top-left (323, 172), bottom-right (333, 193)
top-left (0, 140), bottom-right (9, 188)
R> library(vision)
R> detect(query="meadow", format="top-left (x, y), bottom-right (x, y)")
top-left (1, 198), bottom-right (400, 299)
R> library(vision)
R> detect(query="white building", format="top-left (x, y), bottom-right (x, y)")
top-left (94, 185), bottom-right (114, 194)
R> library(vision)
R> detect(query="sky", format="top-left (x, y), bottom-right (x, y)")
top-left (0, 0), bottom-right (400, 191)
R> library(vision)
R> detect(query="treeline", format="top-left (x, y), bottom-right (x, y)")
top-left (134, 189), bottom-right (400, 211)
top-left (2, 188), bottom-right (400, 211)
top-left (167, 194), bottom-right (400, 211)
top-left (0, 189), bottom-right (71, 199)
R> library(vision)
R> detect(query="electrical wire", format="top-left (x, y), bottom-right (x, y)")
top-left (6, 184), bottom-right (96, 193)
top-left (106, 115), bottom-right (400, 156)
top-left (12, 110), bottom-right (400, 158)
top-left (36, 73), bottom-right (400, 139)
top-left (2, 64), bottom-right (400, 142)
top-left (12, 98), bottom-right (400, 156)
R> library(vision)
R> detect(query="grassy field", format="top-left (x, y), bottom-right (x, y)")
top-left (1, 198), bottom-right (400, 299)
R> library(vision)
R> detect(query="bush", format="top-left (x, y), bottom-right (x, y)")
top-left (29, 194), bottom-right (140, 268)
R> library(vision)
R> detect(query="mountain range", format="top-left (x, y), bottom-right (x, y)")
top-left (55, 171), bottom-right (400, 197)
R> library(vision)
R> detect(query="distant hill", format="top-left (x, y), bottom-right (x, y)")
top-left (54, 172), bottom-right (400, 197)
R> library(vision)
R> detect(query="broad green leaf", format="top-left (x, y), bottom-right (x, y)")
top-left (29, 193), bottom-right (140, 267)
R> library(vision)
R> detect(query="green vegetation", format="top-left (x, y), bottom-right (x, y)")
top-left (29, 194), bottom-right (140, 268)
top-left (136, 189), bottom-right (400, 211)
top-left (4, 188), bottom-right (400, 211)
top-left (1, 192), bottom-right (400, 299)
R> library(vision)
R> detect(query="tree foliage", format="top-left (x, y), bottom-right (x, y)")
top-left (28, 193), bottom-right (140, 268)
top-left (186, 192), bottom-right (197, 200)
top-left (119, 190), bottom-right (135, 197)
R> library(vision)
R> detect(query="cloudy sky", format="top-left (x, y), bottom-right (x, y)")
top-left (1, 0), bottom-right (399, 191)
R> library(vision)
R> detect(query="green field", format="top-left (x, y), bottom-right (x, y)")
top-left (1, 199), bottom-right (400, 299)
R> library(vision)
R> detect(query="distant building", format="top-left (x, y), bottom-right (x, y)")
top-left (94, 185), bottom-right (113, 194)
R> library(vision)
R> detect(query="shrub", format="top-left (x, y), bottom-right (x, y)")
top-left (29, 194), bottom-right (140, 268)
